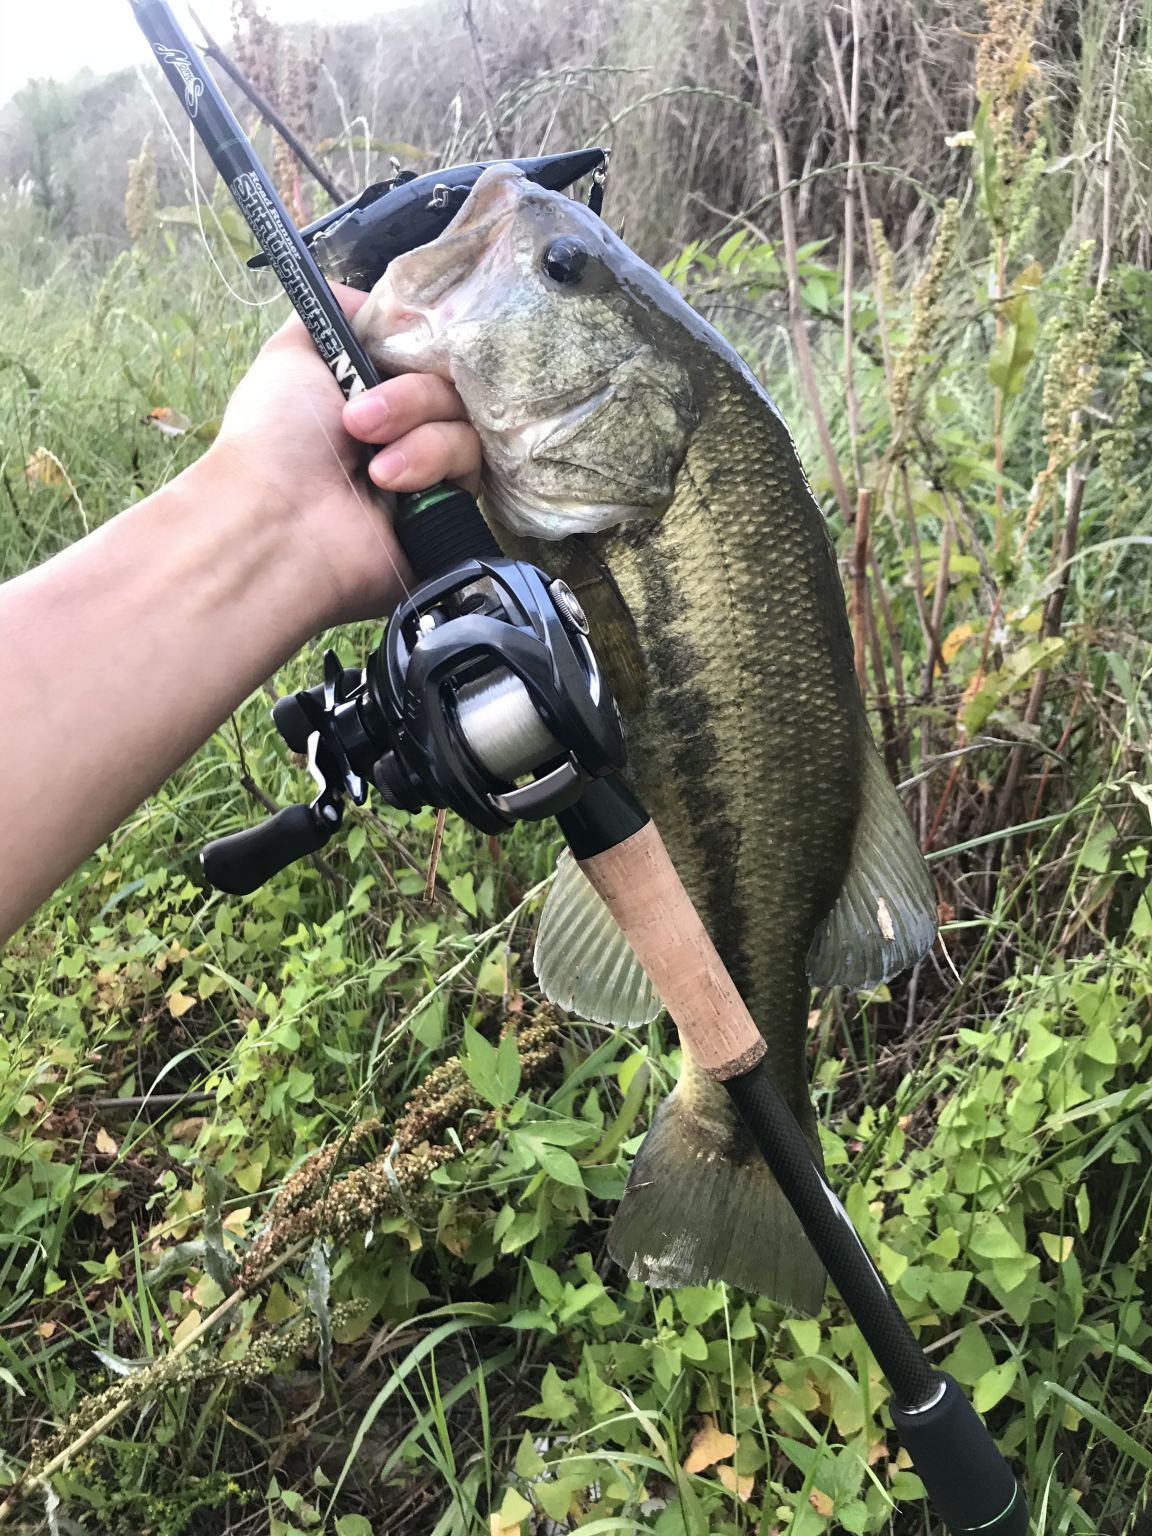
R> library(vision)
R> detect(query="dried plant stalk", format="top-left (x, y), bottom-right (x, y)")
top-left (745, 0), bottom-right (852, 522)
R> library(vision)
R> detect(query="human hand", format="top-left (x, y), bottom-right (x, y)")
top-left (201, 285), bottom-right (482, 629)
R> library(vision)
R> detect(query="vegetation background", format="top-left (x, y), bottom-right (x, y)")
top-left (1, 0), bottom-right (1150, 1532)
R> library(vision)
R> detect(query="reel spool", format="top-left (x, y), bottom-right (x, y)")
top-left (201, 554), bottom-right (626, 895)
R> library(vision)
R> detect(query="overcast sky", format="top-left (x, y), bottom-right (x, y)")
top-left (0, 0), bottom-right (398, 108)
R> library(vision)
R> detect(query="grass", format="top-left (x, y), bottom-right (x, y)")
top-left (1, 0), bottom-right (1152, 1532)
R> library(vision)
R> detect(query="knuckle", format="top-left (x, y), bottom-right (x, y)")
top-left (413, 421), bottom-right (451, 475)
top-left (417, 377), bottom-right (452, 426)
top-left (418, 373), bottom-right (444, 411)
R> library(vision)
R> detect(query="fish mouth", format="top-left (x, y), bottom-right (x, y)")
top-left (354, 166), bottom-right (526, 370)
top-left (368, 164), bottom-right (528, 343)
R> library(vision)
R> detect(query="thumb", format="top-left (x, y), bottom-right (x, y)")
top-left (269, 281), bottom-right (372, 347)
top-left (330, 281), bottom-right (372, 319)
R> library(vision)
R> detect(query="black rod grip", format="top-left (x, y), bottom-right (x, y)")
top-left (891, 1375), bottom-right (1028, 1533)
top-left (201, 804), bottom-right (333, 895)
top-left (394, 486), bottom-right (500, 579)
top-left (556, 774), bottom-right (650, 859)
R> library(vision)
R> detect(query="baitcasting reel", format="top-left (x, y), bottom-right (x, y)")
top-left (201, 496), bottom-right (626, 896)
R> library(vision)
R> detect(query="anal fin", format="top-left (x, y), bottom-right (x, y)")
top-left (533, 849), bottom-right (662, 1028)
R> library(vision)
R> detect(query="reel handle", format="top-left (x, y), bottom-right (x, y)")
top-left (201, 803), bottom-right (336, 896)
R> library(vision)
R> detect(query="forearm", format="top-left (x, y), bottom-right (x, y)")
top-left (0, 456), bottom-right (359, 940)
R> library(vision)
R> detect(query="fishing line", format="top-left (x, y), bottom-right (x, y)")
top-left (134, 62), bottom-right (280, 311)
top-left (186, 119), bottom-right (284, 310)
top-left (300, 392), bottom-right (418, 607)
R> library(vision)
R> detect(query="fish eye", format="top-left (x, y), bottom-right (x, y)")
top-left (541, 236), bottom-right (589, 286)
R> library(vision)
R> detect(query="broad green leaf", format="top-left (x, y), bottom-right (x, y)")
top-left (1044, 1222), bottom-right (1081, 1259)
top-left (514, 1431), bottom-right (545, 1478)
top-left (942, 1323), bottom-right (996, 1386)
top-left (679, 1325), bottom-right (709, 1361)
top-left (675, 1286), bottom-right (725, 1327)
top-left (527, 1259), bottom-right (563, 1306)
top-left (1076, 1186), bottom-right (1091, 1231)
top-left (335, 1518), bottom-right (374, 1536)
top-left (459, 1026), bottom-right (515, 1107)
top-left (525, 1118), bottom-right (593, 1147)
top-left (474, 948), bottom-right (507, 994)
top-left (497, 1487), bottom-right (533, 1524)
top-left (535, 1476), bottom-right (582, 1521)
top-left (533, 1143), bottom-right (584, 1189)
top-left (449, 872), bottom-right (478, 916)
top-left (786, 1318), bottom-right (822, 1357)
top-left (974, 1359), bottom-right (1018, 1412)
top-left (968, 1216), bottom-right (1023, 1261)
top-left (929, 1269), bottom-right (972, 1311)
top-left (988, 291), bottom-right (1039, 395)
top-left (1082, 1022), bottom-right (1118, 1065)
top-left (526, 1363), bottom-right (577, 1422)
top-left (495, 1027), bottom-right (522, 1101)
top-left (716, 230), bottom-right (747, 267)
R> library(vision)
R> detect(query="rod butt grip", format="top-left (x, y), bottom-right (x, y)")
top-left (891, 1374), bottom-right (1028, 1534)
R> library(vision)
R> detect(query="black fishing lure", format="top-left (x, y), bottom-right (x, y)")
top-left (248, 149), bottom-right (608, 290)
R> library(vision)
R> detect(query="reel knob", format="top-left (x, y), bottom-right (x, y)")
top-left (201, 802), bottom-right (339, 895)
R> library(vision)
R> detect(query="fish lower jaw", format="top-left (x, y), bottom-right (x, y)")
top-left (483, 392), bottom-right (659, 539)
top-left (486, 481), bottom-right (651, 540)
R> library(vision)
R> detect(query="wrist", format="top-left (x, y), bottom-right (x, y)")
top-left (174, 449), bottom-right (321, 642)
top-left (188, 441), bottom-right (409, 632)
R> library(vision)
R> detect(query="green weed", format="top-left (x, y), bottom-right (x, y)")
top-left (1, 1), bottom-right (1151, 1533)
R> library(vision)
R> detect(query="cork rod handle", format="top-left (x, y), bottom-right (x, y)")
top-left (576, 821), bottom-right (767, 1080)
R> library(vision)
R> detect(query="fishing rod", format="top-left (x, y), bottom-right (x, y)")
top-left (131, 5), bottom-right (1028, 1531)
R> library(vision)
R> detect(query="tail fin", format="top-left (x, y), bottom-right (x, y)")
top-left (607, 1084), bottom-right (825, 1313)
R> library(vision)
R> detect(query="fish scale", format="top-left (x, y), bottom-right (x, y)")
top-left (583, 375), bottom-right (860, 1302)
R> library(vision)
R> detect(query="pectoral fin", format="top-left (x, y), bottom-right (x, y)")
top-left (534, 849), bottom-right (662, 1027)
top-left (806, 734), bottom-right (938, 990)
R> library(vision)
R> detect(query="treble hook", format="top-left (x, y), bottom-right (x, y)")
top-left (588, 148), bottom-right (610, 218)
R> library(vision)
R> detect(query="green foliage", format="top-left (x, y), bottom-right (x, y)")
top-left (1, 2), bottom-right (1151, 1534)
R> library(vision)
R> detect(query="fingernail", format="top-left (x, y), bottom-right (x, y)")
top-left (371, 448), bottom-right (407, 485)
top-left (345, 393), bottom-right (389, 434)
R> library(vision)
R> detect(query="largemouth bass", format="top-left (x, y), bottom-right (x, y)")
top-left (356, 165), bottom-right (936, 1311)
